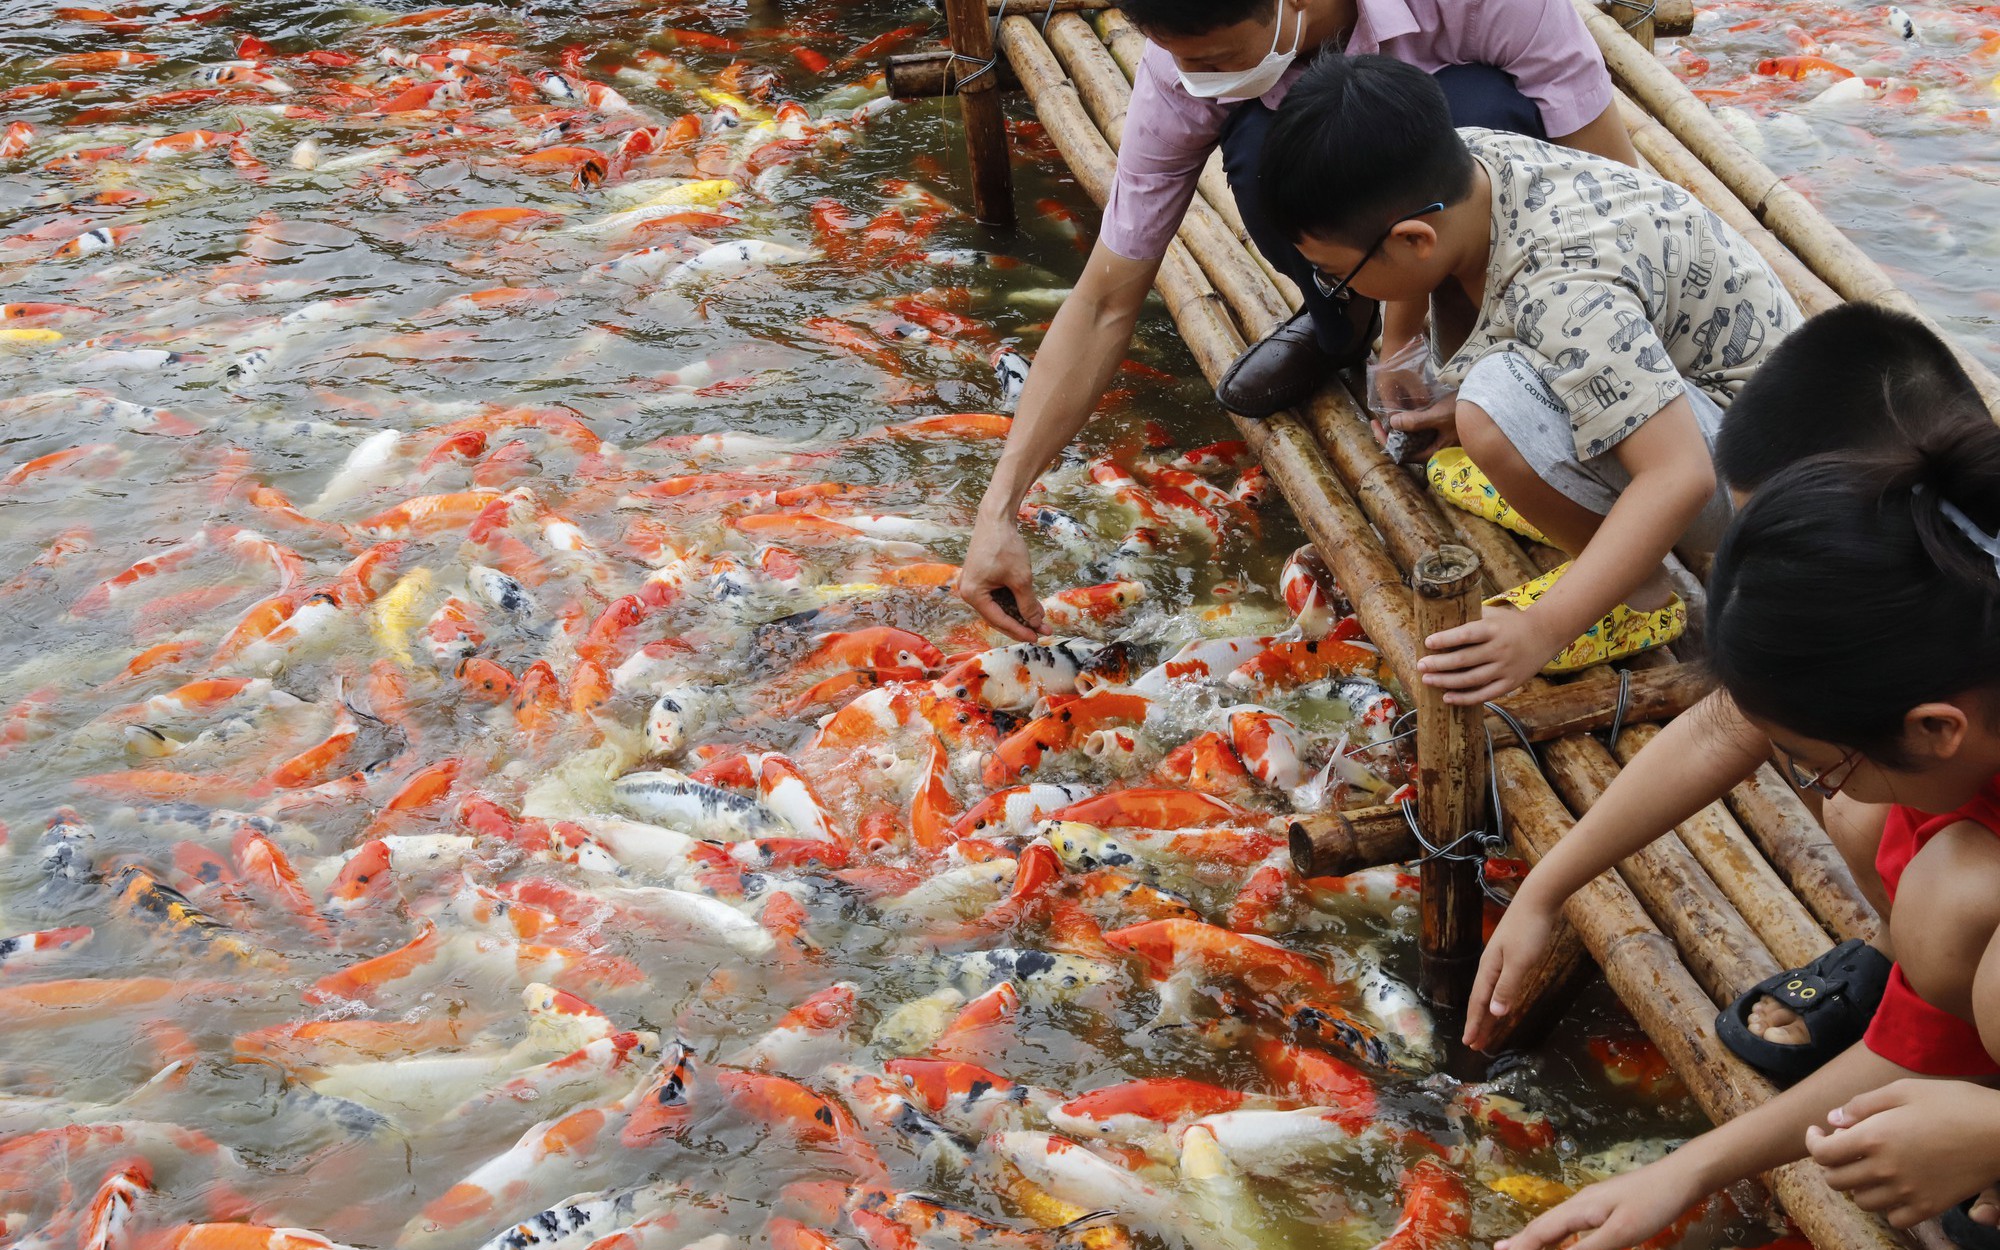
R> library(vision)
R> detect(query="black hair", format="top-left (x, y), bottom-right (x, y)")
top-left (1121, 0), bottom-right (1275, 38)
top-left (1715, 304), bottom-right (1984, 490)
top-left (1260, 54), bottom-right (1476, 248)
top-left (1708, 418), bottom-right (2000, 764)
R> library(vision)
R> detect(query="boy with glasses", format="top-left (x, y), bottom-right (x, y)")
top-left (956, 0), bottom-right (1638, 643)
top-left (1261, 53), bottom-right (1800, 702)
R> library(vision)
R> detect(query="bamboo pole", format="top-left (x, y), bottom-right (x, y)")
top-left (1042, 13), bottom-right (1291, 333)
top-left (997, 14), bottom-right (1424, 692)
top-left (885, 48), bottom-right (1022, 97)
top-left (1574, 0), bottom-right (2000, 415)
top-left (1289, 663), bottom-right (1711, 877)
top-left (946, 0), bottom-right (1016, 224)
top-left (1092, 11), bottom-right (1306, 327)
top-left (1724, 764), bottom-right (1883, 946)
top-left (1541, 735), bottom-right (1785, 1004)
top-left (1054, 9), bottom-right (1459, 577)
top-left (1612, 93), bottom-right (1839, 316)
top-left (1487, 663), bottom-right (1711, 749)
top-left (1613, 724), bottom-right (1832, 969)
top-left (1414, 546), bottom-right (1488, 1008)
top-left (1495, 748), bottom-right (1909, 1250)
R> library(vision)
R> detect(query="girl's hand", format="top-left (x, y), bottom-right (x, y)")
top-left (1419, 604), bottom-right (1563, 707)
top-left (1464, 894), bottom-right (1560, 1050)
top-left (1498, 1164), bottom-right (1707, 1250)
top-left (1805, 1079), bottom-right (2000, 1228)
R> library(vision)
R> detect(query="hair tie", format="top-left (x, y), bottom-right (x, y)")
top-left (1918, 483), bottom-right (2000, 578)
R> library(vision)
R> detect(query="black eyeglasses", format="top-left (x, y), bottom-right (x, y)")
top-left (1777, 746), bottom-right (1863, 799)
top-left (1310, 202), bottom-right (1447, 302)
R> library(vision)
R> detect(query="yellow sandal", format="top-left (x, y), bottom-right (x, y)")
top-left (1489, 562), bottom-right (1686, 674)
top-left (1426, 447), bottom-right (1549, 545)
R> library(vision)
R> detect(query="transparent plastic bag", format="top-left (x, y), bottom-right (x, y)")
top-left (1367, 336), bottom-right (1456, 465)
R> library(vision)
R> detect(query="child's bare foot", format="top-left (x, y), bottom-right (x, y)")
top-left (1745, 995), bottom-right (1811, 1046)
top-left (1971, 1188), bottom-right (1999, 1228)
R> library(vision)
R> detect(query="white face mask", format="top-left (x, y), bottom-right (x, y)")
top-left (1177, 6), bottom-right (1306, 101)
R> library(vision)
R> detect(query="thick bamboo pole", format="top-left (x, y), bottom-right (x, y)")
top-left (1574, 0), bottom-right (2000, 414)
top-left (1495, 748), bottom-right (1908, 1250)
top-left (997, 14), bottom-right (1424, 692)
top-left (1611, 92), bottom-right (1839, 317)
top-left (1724, 764), bottom-right (1883, 946)
top-left (1487, 663), bottom-right (1711, 749)
top-left (1614, 724), bottom-right (1832, 969)
top-left (1541, 735), bottom-right (1785, 1004)
top-left (987, 0), bottom-right (1115, 10)
top-left (1054, 10), bottom-right (1458, 577)
top-left (1413, 546), bottom-right (1489, 1007)
top-left (1092, 8), bottom-right (1299, 303)
top-left (1042, 14), bottom-right (1291, 333)
top-left (946, 0), bottom-right (1016, 224)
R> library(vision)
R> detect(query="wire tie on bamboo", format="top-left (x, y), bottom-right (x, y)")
top-left (1339, 707), bottom-right (1419, 759)
top-left (1398, 797), bottom-right (1497, 863)
top-left (1602, 0), bottom-right (1659, 32)
top-left (946, 0), bottom-right (1062, 93)
top-left (1602, 668), bottom-right (1633, 753)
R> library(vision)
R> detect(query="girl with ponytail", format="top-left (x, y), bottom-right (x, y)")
top-left (1494, 417), bottom-right (2000, 1250)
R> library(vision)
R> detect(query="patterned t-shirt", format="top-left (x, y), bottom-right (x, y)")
top-left (1438, 128), bottom-right (1800, 459)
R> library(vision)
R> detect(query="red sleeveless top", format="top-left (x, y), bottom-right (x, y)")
top-left (1861, 776), bottom-right (2000, 1076)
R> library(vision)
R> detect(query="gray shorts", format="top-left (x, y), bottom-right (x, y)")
top-left (1457, 349), bottom-right (1734, 556)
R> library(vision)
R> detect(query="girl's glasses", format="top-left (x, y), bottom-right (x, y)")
top-left (1310, 202), bottom-right (1447, 302)
top-left (1777, 746), bottom-right (1863, 799)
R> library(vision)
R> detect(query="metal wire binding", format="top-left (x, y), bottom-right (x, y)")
top-left (1483, 699), bottom-right (1539, 772)
top-left (1399, 796), bottom-right (1497, 864)
top-left (1602, 0), bottom-right (1659, 31)
top-left (1340, 707), bottom-right (1418, 759)
top-left (943, 0), bottom-right (1061, 96)
top-left (1603, 667), bottom-right (1632, 753)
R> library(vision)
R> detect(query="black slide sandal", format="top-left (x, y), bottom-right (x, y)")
top-left (1943, 1197), bottom-right (2000, 1250)
top-left (1714, 939), bottom-right (1891, 1086)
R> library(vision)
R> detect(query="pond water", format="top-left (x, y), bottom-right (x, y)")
top-left (0, 3), bottom-right (1845, 1248)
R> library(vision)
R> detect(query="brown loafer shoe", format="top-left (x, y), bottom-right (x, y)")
top-left (1215, 302), bottom-right (1375, 419)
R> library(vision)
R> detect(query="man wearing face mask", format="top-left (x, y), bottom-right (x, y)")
top-left (958, 0), bottom-right (1637, 643)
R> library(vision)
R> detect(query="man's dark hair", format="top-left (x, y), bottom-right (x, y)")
top-left (1714, 303), bottom-right (1986, 490)
top-left (1121, 0), bottom-right (1275, 38)
top-left (1260, 54), bottom-right (1476, 248)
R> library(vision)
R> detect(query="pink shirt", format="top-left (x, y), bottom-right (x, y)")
top-left (1100, 0), bottom-right (1615, 261)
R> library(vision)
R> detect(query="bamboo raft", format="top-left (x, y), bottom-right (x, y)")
top-left (884, 4), bottom-right (1997, 1249)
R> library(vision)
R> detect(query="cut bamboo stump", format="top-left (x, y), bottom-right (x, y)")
top-left (886, 48), bottom-right (1021, 97)
top-left (1495, 748), bottom-right (1907, 1250)
top-left (1613, 725), bottom-right (1832, 969)
top-left (1288, 663), bottom-right (1714, 877)
top-left (945, 0), bottom-right (1016, 224)
top-left (1414, 546), bottom-right (1488, 1009)
top-left (1289, 804), bottom-right (1411, 878)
